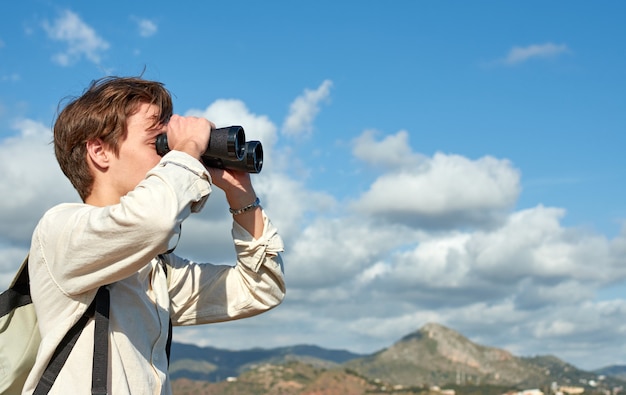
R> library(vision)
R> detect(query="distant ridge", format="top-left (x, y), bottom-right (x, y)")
top-left (170, 342), bottom-right (364, 382)
top-left (345, 322), bottom-right (546, 387)
top-left (169, 322), bottom-right (626, 391)
top-left (595, 364), bottom-right (626, 381)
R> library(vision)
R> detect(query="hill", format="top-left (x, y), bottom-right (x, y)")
top-left (344, 322), bottom-right (617, 389)
top-left (595, 364), bottom-right (626, 381)
top-left (171, 361), bottom-right (514, 395)
top-left (170, 342), bottom-right (364, 382)
top-left (344, 322), bottom-right (545, 387)
top-left (169, 322), bottom-right (626, 393)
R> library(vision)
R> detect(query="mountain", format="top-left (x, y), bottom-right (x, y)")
top-left (345, 323), bottom-right (621, 389)
top-left (344, 322), bottom-right (541, 387)
top-left (595, 364), bottom-right (626, 381)
top-left (169, 322), bottom-right (626, 393)
top-left (169, 342), bottom-right (364, 382)
top-left (172, 361), bottom-right (385, 395)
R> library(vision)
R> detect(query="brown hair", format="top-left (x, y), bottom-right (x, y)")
top-left (54, 76), bottom-right (173, 201)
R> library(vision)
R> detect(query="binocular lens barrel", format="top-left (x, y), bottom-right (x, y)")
top-left (206, 126), bottom-right (245, 161)
top-left (200, 141), bottom-right (263, 174)
top-left (155, 125), bottom-right (263, 173)
top-left (247, 141), bottom-right (263, 173)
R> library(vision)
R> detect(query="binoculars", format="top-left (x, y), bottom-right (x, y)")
top-left (155, 126), bottom-right (263, 173)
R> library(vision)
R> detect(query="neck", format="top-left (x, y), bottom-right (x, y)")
top-left (85, 180), bottom-right (120, 207)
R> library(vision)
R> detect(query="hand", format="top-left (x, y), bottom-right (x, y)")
top-left (165, 115), bottom-right (214, 160)
top-left (207, 167), bottom-right (254, 200)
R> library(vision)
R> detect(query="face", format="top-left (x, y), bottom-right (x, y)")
top-left (107, 103), bottom-right (165, 198)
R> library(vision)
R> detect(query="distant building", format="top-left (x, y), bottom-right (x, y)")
top-left (558, 386), bottom-right (584, 395)
top-left (517, 390), bottom-right (543, 395)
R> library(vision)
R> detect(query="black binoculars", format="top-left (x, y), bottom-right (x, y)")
top-left (155, 126), bottom-right (263, 173)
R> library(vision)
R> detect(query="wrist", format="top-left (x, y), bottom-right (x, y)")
top-left (229, 197), bottom-right (261, 216)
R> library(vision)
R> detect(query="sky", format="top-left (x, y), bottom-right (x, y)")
top-left (1, 1), bottom-right (625, 372)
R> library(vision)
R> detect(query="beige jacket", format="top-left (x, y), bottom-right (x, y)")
top-left (23, 151), bottom-right (285, 394)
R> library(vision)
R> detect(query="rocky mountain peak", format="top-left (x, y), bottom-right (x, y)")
top-left (346, 322), bottom-right (536, 387)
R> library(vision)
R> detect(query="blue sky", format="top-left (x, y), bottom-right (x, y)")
top-left (1, 1), bottom-right (625, 371)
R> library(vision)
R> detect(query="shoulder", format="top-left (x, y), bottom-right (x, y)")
top-left (38, 203), bottom-right (90, 226)
top-left (34, 203), bottom-right (90, 243)
top-left (43, 202), bottom-right (90, 216)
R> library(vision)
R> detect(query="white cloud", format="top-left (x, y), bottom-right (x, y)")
top-left (353, 129), bottom-right (425, 170)
top-left (42, 9), bottom-right (110, 66)
top-left (0, 120), bottom-right (78, 244)
top-left (282, 80), bottom-right (332, 137)
top-left (502, 42), bottom-right (570, 65)
top-left (137, 18), bottom-right (158, 37)
top-left (284, 216), bottom-right (417, 289)
top-left (351, 130), bottom-right (520, 228)
top-left (382, 205), bottom-right (626, 294)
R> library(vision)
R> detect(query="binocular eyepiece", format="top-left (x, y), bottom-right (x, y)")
top-left (155, 125), bottom-right (263, 173)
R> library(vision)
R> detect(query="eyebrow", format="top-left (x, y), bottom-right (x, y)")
top-left (147, 115), bottom-right (163, 130)
top-left (145, 113), bottom-right (166, 130)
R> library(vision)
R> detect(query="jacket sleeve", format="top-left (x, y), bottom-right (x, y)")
top-left (34, 151), bottom-right (212, 296)
top-left (166, 211), bottom-right (286, 325)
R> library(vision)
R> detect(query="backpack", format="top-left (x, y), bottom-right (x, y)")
top-left (0, 256), bottom-right (110, 395)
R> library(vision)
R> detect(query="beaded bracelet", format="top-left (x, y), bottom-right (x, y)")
top-left (229, 197), bottom-right (261, 215)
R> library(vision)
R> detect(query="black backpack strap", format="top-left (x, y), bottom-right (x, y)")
top-left (33, 287), bottom-right (110, 395)
top-left (91, 287), bottom-right (110, 395)
top-left (166, 318), bottom-right (173, 365)
top-left (33, 302), bottom-right (95, 394)
top-left (0, 257), bottom-right (31, 317)
top-left (159, 254), bottom-right (174, 366)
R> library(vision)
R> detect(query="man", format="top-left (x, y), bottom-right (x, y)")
top-left (24, 76), bottom-right (285, 394)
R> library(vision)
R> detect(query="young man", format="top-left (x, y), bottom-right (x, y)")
top-left (23, 77), bottom-right (285, 394)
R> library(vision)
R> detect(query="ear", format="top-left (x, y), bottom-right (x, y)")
top-left (86, 138), bottom-right (111, 170)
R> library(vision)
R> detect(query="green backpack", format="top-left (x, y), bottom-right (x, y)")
top-left (0, 256), bottom-right (110, 395)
